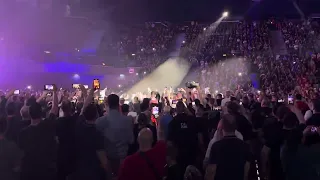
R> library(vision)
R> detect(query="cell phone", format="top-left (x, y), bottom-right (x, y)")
top-left (311, 127), bottom-right (317, 133)
top-left (278, 99), bottom-right (285, 103)
top-left (14, 90), bottom-right (20, 95)
top-left (214, 107), bottom-right (222, 111)
top-left (288, 94), bottom-right (294, 104)
top-left (152, 106), bottom-right (159, 115)
top-left (72, 84), bottom-right (80, 89)
top-left (83, 85), bottom-right (89, 89)
top-left (98, 97), bottom-right (104, 104)
top-left (192, 102), bottom-right (195, 106)
top-left (93, 79), bottom-right (100, 90)
top-left (44, 84), bottom-right (54, 90)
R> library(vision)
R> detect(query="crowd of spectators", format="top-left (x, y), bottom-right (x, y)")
top-left (0, 18), bottom-right (320, 180)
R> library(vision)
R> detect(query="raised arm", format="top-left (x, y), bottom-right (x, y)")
top-left (49, 85), bottom-right (58, 116)
top-left (80, 87), bottom-right (94, 115)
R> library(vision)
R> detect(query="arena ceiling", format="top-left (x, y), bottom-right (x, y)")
top-left (83, 0), bottom-right (320, 22)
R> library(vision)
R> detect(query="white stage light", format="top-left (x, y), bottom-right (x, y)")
top-left (223, 11), bottom-right (229, 17)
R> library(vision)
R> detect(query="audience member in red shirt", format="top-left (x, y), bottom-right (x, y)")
top-left (295, 94), bottom-right (309, 115)
top-left (118, 128), bottom-right (166, 180)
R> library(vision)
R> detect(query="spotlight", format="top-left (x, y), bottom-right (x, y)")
top-left (143, 72), bottom-right (146, 74)
top-left (118, 85), bottom-right (121, 88)
top-left (215, 90), bottom-right (218, 94)
top-left (203, 28), bottom-right (206, 31)
top-left (182, 41), bottom-right (185, 44)
top-left (44, 51), bottom-right (51, 54)
top-left (132, 53), bottom-right (136, 56)
top-left (238, 72), bottom-right (242, 76)
top-left (222, 11), bottom-right (229, 17)
top-left (102, 63), bottom-right (105, 66)
top-left (27, 85), bottom-right (32, 90)
top-left (136, 73), bottom-right (139, 75)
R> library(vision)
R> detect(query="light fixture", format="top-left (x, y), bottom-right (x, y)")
top-left (27, 85), bottom-right (32, 90)
top-left (143, 71), bottom-right (146, 74)
top-left (238, 72), bottom-right (242, 76)
top-left (118, 85), bottom-right (121, 88)
top-left (136, 73), bottom-right (139, 75)
top-left (44, 51), bottom-right (51, 54)
top-left (152, 48), bottom-right (156, 51)
top-left (222, 11), bottom-right (229, 17)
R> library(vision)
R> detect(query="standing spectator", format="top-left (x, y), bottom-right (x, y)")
top-left (0, 117), bottom-right (23, 180)
top-left (5, 102), bottom-right (22, 144)
top-left (306, 99), bottom-right (320, 126)
top-left (167, 101), bottom-right (201, 172)
top-left (121, 104), bottom-right (130, 116)
top-left (158, 106), bottom-right (173, 139)
top-left (19, 105), bottom-right (31, 129)
top-left (96, 94), bottom-right (134, 176)
top-left (127, 113), bottom-right (157, 155)
top-left (221, 91), bottom-right (231, 107)
top-left (56, 100), bottom-right (77, 180)
top-left (227, 101), bottom-right (253, 142)
top-left (205, 114), bottom-right (251, 180)
top-left (118, 128), bottom-right (166, 180)
top-left (19, 85), bottom-right (58, 180)
top-left (295, 94), bottom-right (309, 115)
top-left (72, 88), bottom-right (108, 180)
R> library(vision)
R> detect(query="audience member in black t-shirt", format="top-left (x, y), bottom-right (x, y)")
top-left (72, 88), bottom-right (109, 180)
top-left (167, 101), bottom-right (201, 171)
top-left (205, 114), bottom-right (251, 180)
top-left (5, 102), bottom-right (22, 144)
top-left (306, 99), bottom-right (320, 126)
top-left (227, 102), bottom-right (253, 141)
top-left (56, 100), bottom-right (77, 180)
top-left (19, 86), bottom-right (59, 180)
top-left (280, 112), bottom-right (304, 178)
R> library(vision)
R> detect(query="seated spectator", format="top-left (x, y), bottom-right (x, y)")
top-left (205, 114), bottom-right (251, 180)
top-left (118, 128), bottom-right (166, 180)
top-left (0, 117), bottom-right (23, 180)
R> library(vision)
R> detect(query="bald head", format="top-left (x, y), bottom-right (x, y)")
top-left (138, 128), bottom-right (153, 149)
